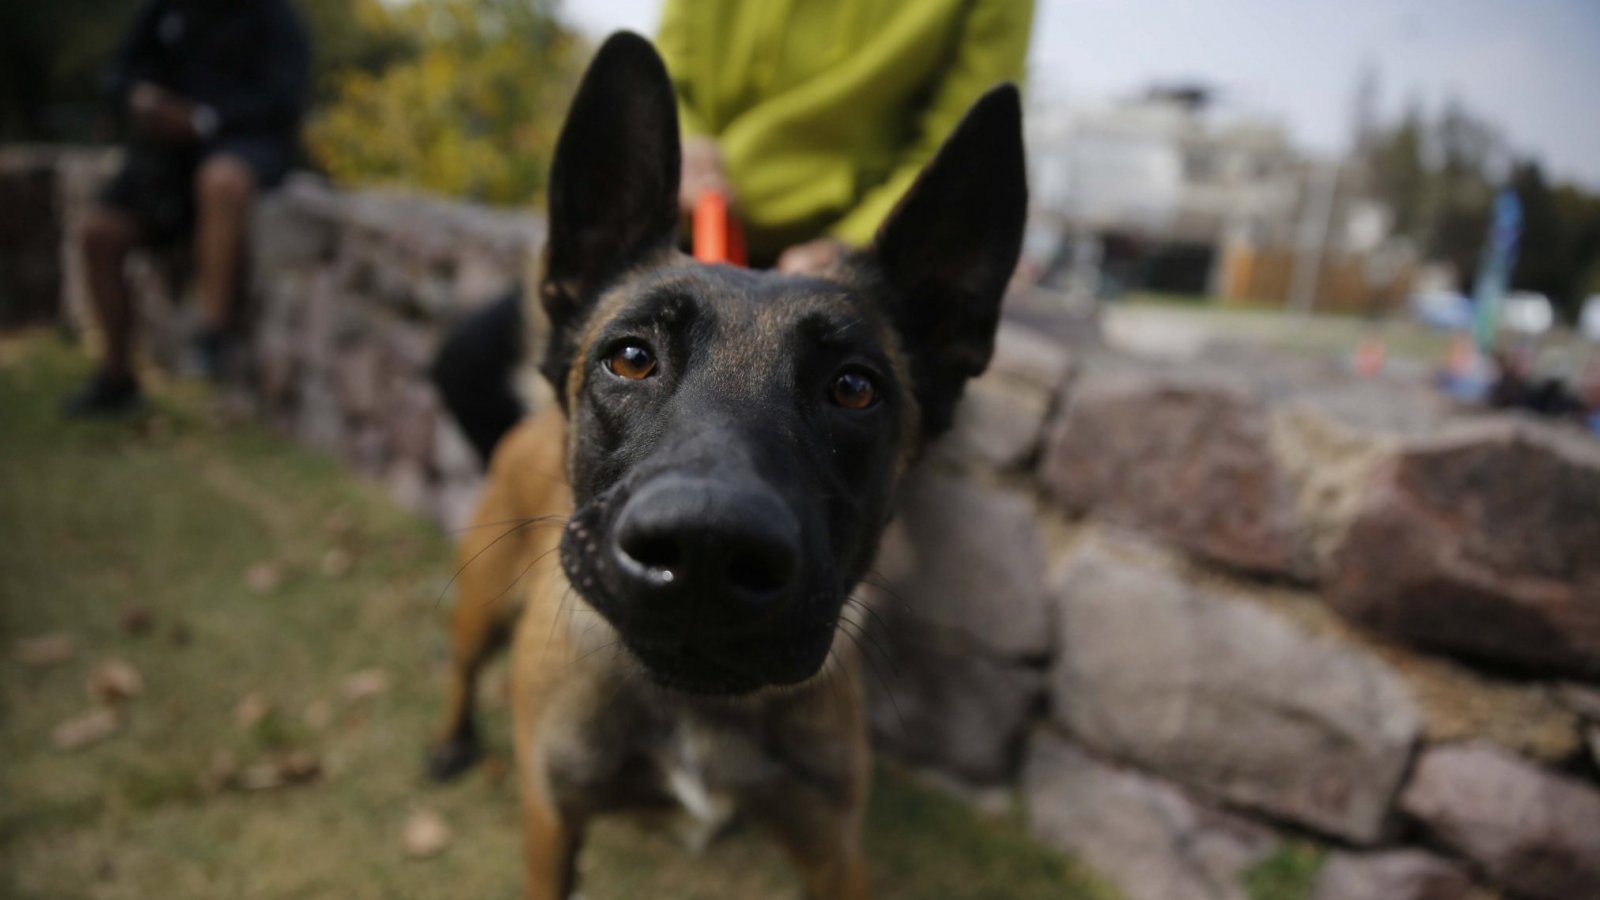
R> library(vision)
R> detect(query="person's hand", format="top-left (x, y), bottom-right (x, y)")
top-left (680, 136), bottom-right (731, 216)
top-left (129, 82), bottom-right (199, 144)
top-left (776, 238), bottom-right (849, 275)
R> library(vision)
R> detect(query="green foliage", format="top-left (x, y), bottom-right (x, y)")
top-left (306, 0), bottom-right (588, 206)
top-left (865, 768), bottom-right (1124, 900)
top-left (1364, 101), bottom-right (1600, 320)
top-left (1241, 842), bottom-right (1324, 900)
top-left (0, 0), bottom-right (133, 138)
top-left (293, 0), bottom-right (421, 101)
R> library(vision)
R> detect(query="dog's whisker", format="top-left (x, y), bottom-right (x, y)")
top-left (542, 585), bottom-right (577, 670)
top-left (433, 518), bottom-right (549, 608)
top-left (835, 616), bottom-right (908, 741)
top-left (840, 601), bottom-right (902, 681)
top-left (837, 614), bottom-right (900, 690)
top-left (446, 514), bottom-right (570, 535)
top-left (485, 543), bottom-right (561, 610)
top-left (844, 592), bottom-right (899, 639)
top-left (861, 571), bottom-right (913, 615)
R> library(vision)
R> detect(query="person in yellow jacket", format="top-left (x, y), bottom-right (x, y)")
top-left (661, 0), bottom-right (1035, 271)
top-left (431, 0), bottom-right (1034, 463)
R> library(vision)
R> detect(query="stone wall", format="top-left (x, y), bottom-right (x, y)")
top-left (884, 339), bottom-right (1600, 900)
top-left (18, 149), bottom-right (1600, 900)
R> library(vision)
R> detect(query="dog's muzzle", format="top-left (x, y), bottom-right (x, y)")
top-left (563, 474), bottom-right (836, 694)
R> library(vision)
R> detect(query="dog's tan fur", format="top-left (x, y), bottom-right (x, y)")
top-left (442, 406), bottom-right (874, 900)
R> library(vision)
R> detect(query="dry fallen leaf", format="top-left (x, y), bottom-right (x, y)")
top-left (119, 606), bottom-right (154, 636)
top-left (52, 708), bottom-right (121, 751)
top-left (16, 633), bottom-right (77, 667)
top-left (199, 750), bottom-right (240, 794)
top-left (238, 761), bottom-right (285, 791)
top-left (341, 668), bottom-right (390, 703)
top-left (279, 749), bottom-right (322, 783)
top-left (403, 809), bottom-right (452, 859)
top-left (87, 659), bottom-right (145, 704)
top-left (234, 692), bottom-right (275, 730)
top-left (237, 750), bottom-right (322, 791)
top-left (245, 562), bottom-right (283, 595)
top-left (480, 753), bottom-right (510, 787)
top-left (303, 699), bottom-right (334, 731)
top-left (320, 548), bottom-right (354, 579)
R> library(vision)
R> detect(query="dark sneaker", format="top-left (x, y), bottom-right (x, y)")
top-left (62, 371), bottom-right (144, 419)
top-left (183, 328), bottom-right (232, 382)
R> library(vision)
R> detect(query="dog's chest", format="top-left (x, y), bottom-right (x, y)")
top-left (652, 718), bottom-right (774, 849)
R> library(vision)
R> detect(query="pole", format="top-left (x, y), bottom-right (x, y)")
top-left (1290, 162), bottom-right (1341, 316)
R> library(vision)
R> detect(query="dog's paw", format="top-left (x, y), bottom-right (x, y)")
top-left (424, 733), bottom-right (482, 782)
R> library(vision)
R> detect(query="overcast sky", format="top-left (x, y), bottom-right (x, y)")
top-left (562, 0), bottom-right (1600, 190)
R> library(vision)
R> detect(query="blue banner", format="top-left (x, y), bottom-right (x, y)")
top-left (1472, 189), bottom-right (1523, 350)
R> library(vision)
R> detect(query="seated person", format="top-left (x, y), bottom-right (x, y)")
top-left (433, 0), bottom-right (1034, 462)
top-left (66, 0), bottom-right (309, 417)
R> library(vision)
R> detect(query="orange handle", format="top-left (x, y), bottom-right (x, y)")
top-left (692, 190), bottom-right (746, 267)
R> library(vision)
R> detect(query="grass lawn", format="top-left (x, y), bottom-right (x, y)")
top-left (0, 335), bottom-right (1118, 900)
top-left (1108, 293), bottom-right (1459, 363)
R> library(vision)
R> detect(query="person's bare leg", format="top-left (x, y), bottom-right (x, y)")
top-left (80, 207), bottom-right (141, 380)
top-left (192, 155), bottom-right (256, 333)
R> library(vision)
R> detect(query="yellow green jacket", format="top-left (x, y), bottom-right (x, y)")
top-left (658, 0), bottom-right (1034, 260)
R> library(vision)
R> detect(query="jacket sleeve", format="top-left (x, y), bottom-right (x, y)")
top-left (828, 0), bottom-right (1033, 247)
top-left (103, 1), bottom-right (166, 116)
top-left (657, 0), bottom-right (712, 137)
top-left (210, 1), bottom-right (310, 135)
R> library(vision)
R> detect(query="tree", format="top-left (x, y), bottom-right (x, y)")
top-left (1368, 103), bottom-right (1429, 238)
top-left (306, 0), bottom-right (587, 206)
top-left (1510, 161), bottom-right (1563, 299)
top-left (0, 0), bottom-right (134, 139)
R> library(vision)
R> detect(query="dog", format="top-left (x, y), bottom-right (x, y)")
top-left (427, 32), bottom-right (1026, 900)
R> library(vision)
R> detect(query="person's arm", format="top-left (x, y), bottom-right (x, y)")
top-left (828, 0), bottom-right (1034, 247)
top-left (656, 0), bottom-right (711, 138)
top-left (205, 1), bottom-right (310, 136)
top-left (103, 1), bottom-right (166, 120)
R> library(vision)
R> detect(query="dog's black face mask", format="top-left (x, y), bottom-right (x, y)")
top-left (541, 33), bottom-right (1026, 695)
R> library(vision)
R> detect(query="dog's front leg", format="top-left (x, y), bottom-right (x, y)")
top-left (519, 776), bottom-right (582, 900)
top-left (760, 798), bottom-right (873, 900)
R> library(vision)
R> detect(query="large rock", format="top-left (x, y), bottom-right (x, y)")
top-left (940, 323), bottom-right (1074, 470)
top-left (1023, 729), bottom-right (1279, 900)
top-left (1050, 532), bottom-right (1421, 842)
top-left (1310, 851), bottom-right (1481, 900)
top-left (940, 377), bottom-right (1054, 470)
top-left (1326, 419), bottom-right (1600, 680)
top-left (862, 613), bottom-right (1044, 783)
top-left (1040, 359), bottom-right (1458, 582)
top-left (1040, 364), bottom-right (1310, 578)
top-left (1400, 742), bottom-right (1600, 900)
top-left (876, 474), bottom-right (1050, 659)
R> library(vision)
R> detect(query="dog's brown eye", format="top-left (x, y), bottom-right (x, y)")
top-left (830, 371), bottom-right (877, 410)
top-left (606, 344), bottom-right (656, 380)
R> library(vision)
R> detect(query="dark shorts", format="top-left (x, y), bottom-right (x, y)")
top-left (98, 137), bottom-right (295, 246)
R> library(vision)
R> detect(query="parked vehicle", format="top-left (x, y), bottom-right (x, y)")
top-left (1409, 290), bottom-right (1473, 331)
top-left (1580, 294), bottom-right (1600, 341)
top-left (1501, 291), bottom-right (1555, 335)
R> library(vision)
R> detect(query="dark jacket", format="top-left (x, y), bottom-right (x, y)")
top-left (105, 0), bottom-right (309, 143)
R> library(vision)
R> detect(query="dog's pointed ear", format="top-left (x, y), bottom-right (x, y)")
top-left (864, 84), bottom-right (1027, 438)
top-left (539, 32), bottom-right (681, 399)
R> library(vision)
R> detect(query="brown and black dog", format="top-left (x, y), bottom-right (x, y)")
top-left (428, 32), bottom-right (1026, 900)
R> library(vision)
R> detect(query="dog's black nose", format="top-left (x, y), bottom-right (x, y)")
top-left (612, 475), bottom-right (800, 609)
